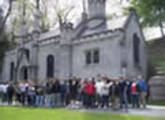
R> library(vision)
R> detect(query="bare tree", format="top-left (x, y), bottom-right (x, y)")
top-left (0, 0), bottom-right (16, 33)
top-left (47, 0), bottom-right (76, 28)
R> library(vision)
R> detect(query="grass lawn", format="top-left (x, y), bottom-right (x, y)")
top-left (148, 101), bottom-right (165, 106)
top-left (0, 106), bottom-right (165, 120)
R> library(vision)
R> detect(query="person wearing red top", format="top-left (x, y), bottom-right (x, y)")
top-left (84, 79), bottom-right (95, 108)
top-left (131, 77), bottom-right (140, 108)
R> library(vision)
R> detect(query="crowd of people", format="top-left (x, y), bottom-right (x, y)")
top-left (0, 75), bottom-right (148, 111)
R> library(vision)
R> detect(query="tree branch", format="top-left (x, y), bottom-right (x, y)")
top-left (0, 0), bottom-right (14, 33)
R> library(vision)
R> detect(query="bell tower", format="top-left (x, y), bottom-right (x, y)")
top-left (87, 0), bottom-right (106, 18)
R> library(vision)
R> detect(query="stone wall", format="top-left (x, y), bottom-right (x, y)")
top-left (149, 76), bottom-right (165, 100)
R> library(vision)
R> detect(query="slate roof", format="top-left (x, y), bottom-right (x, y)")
top-left (81, 16), bottom-right (128, 37)
top-left (38, 15), bottom-right (129, 42)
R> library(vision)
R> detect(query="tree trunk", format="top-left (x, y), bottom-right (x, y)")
top-left (159, 21), bottom-right (165, 39)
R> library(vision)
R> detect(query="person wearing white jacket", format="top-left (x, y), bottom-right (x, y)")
top-left (0, 83), bottom-right (3, 102)
top-left (1, 82), bottom-right (9, 103)
top-left (95, 78), bottom-right (104, 108)
top-left (101, 79), bottom-right (111, 108)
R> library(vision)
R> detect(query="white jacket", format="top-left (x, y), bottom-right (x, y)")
top-left (95, 81), bottom-right (104, 95)
top-left (101, 83), bottom-right (110, 96)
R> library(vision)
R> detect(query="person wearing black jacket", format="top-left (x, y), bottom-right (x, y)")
top-left (119, 77), bottom-right (128, 111)
top-left (51, 79), bottom-right (61, 107)
top-left (110, 80), bottom-right (120, 110)
top-left (35, 82), bottom-right (44, 107)
top-left (60, 80), bottom-right (68, 106)
top-left (7, 83), bottom-right (15, 104)
top-left (45, 80), bottom-right (52, 107)
top-left (69, 79), bottom-right (78, 104)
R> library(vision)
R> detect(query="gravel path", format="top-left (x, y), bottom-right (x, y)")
top-left (66, 105), bottom-right (165, 118)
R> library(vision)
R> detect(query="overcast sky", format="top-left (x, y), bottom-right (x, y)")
top-left (0, 0), bottom-right (163, 40)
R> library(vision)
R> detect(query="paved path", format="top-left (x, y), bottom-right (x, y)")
top-left (66, 105), bottom-right (165, 118)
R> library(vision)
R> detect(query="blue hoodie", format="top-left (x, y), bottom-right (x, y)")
top-left (138, 79), bottom-right (147, 92)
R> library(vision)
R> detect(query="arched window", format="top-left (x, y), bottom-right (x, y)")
top-left (24, 49), bottom-right (30, 60)
top-left (23, 67), bottom-right (28, 80)
top-left (46, 55), bottom-right (54, 78)
top-left (133, 33), bottom-right (140, 64)
top-left (10, 62), bottom-right (14, 81)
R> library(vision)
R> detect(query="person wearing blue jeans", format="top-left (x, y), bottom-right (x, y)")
top-left (119, 77), bottom-right (128, 112)
top-left (45, 82), bottom-right (52, 108)
top-left (35, 85), bottom-right (44, 107)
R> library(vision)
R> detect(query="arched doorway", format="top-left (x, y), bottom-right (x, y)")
top-left (46, 55), bottom-right (54, 78)
top-left (20, 66), bottom-right (29, 80)
top-left (10, 62), bottom-right (15, 81)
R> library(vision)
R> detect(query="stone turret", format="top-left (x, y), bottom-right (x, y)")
top-left (60, 22), bottom-right (74, 45)
top-left (33, 0), bottom-right (41, 34)
top-left (59, 22), bottom-right (74, 79)
top-left (30, 0), bottom-right (41, 81)
top-left (87, 0), bottom-right (106, 18)
top-left (82, 0), bottom-right (88, 21)
top-left (18, 2), bottom-right (28, 45)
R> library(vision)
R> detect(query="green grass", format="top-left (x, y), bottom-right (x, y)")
top-left (148, 101), bottom-right (165, 106)
top-left (0, 106), bottom-right (164, 120)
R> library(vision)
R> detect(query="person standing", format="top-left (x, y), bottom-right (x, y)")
top-left (0, 82), bottom-right (2, 102)
top-left (110, 80), bottom-right (120, 110)
top-left (60, 80), bottom-right (67, 106)
top-left (137, 75), bottom-right (148, 108)
top-left (45, 80), bottom-right (52, 107)
top-left (101, 78), bottom-right (110, 109)
top-left (1, 82), bottom-right (8, 104)
top-left (52, 79), bottom-right (61, 107)
top-left (84, 78), bottom-right (95, 108)
top-left (35, 82), bottom-right (44, 107)
top-left (19, 81), bottom-right (27, 106)
top-left (27, 82), bottom-right (36, 106)
top-left (95, 77), bottom-right (104, 108)
top-left (131, 77), bottom-right (140, 108)
top-left (7, 83), bottom-right (15, 104)
top-left (119, 76), bottom-right (128, 112)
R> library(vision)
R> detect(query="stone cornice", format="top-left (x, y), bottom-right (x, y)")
top-left (73, 29), bottom-right (124, 45)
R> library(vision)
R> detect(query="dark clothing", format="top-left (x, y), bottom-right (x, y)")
top-left (119, 81), bottom-right (128, 109)
top-left (35, 85), bottom-right (44, 96)
top-left (60, 83), bottom-right (67, 106)
top-left (131, 82), bottom-right (140, 108)
top-left (102, 95), bottom-right (109, 108)
top-left (52, 82), bottom-right (60, 93)
top-left (45, 83), bottom-right (52, 94)
top-left (7, 85), bottom-right (15, 104)
top-left (110, 83), bottom-right (120, 97)
top-left (60, 84), bottom-right (67, 93)
top-left (132, 94), bottom-right (139, 108)
top-left (69, 81), bottom-right (78, 100)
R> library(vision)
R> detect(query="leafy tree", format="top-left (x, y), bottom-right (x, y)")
top-left (130, 0), bottom-right (165, 38)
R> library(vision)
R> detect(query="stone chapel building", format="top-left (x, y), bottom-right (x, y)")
top-left (2, 0), bottom-right (148, 81)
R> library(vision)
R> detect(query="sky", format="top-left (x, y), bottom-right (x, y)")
top-left (0, 0), bottom-right (163, 40)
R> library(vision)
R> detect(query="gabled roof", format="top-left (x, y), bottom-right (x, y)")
top-left (37, 12), bottom-right (130, 42)
top-left (107, 16), bottom-right (128, 30)
top-left (39, 28), bottom-right (61, 41)
top-left (75, 15), bottom-right (128, 38)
